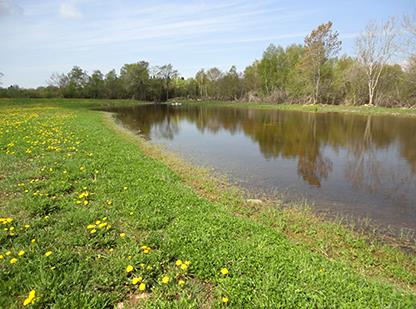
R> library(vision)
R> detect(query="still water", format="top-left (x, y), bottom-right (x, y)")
top-left (109, 104), bottom-right (416, 231)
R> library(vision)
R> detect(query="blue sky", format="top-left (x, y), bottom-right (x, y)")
top-left (0, 0), bottom-right (415, 88)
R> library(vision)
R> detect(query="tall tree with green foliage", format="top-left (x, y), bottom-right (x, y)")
top-left (120, 61), bottom-right (150, 100)
top-left (302, 21), bottom-right (342, 104)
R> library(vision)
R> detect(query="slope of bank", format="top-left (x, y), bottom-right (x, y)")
top-left (0, 99), bottom-right (415, 307)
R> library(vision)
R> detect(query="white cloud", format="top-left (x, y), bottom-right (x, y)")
top-left (59, 2), bottom-right (82, 19)
top-left (0, 0), bottom-right (23, 17)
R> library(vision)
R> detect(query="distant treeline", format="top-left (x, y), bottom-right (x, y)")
top-left (1, 18), bottom-right (416, 106)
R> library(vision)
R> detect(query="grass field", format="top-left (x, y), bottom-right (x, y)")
top-left (0, 98), bottom-right (415, 308)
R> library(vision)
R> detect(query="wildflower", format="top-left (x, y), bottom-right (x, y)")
top-left (141, 245), bottom-right (151, 254)
top-left (23, 290), bottom-right (36, 306)
top-left (180, 264), bottom-right (188, 271)
top-left (95, 220), bottom-right (101, 225)
top-left (10, 258), bottom-right (17, 264)
top-left (18, 250), bottom-right (25, 256)
top-left (98, 222), bottom-right (107, 229)
top-left (0, 255), bottom-right (3, 259)
top-left (106, 200), bottom-right (112, 205)
top-left (123, 186), bottom-right (128, 190)
top-left (220, 268), bottom-right (229, 275)
top-left (125, 265), bottom-right (134, 273)
top-left (178, 280), bottom-right (185, 286)
top-left (222, 297), bottom-right (229, 304)
top-left (31, 239), bottom-right (36, 243)
top-left (162, 275), bottom-right (170, 284)
top-left (83, 200), bottom-right (89, 206)
top-left (44, 251), bottom-right (52, 257)
top-left (24, 224), bottom-right (30, 229)
top-left (5, 251), bottom-right (11, 256)
top-left (185, 260), bottom-right (191, 266)
top-left (131, 277), bottom-right (142, 285)
top-left (139, 283), bottom-right (146, 291)
top-left (90, 229), bottom-right (97, 234)
top-left (120, 233), bottom-right (126, 238)
top-left (86, 224), bottom-right (96, 229)
top-left (175, 259), bottom-right (183, 266)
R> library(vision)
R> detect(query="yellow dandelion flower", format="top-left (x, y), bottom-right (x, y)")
top-left (0, 255), bottom-right (3, 259)
top-left (23, 290), bottom-right (36, 306)
top-left (119, 233), bottom-right (126, 238)
top-left (86, 224), bottom-right (96, 229)
top-left (24, 224), bottom-right (30, 229)
top-left (162, 275), bottom-right (170, 284)
top-left (180, 264), bottom-right (188, 271)
top-left (31, 239), bottom-right (36, 243)
top-left (18, 250), bottom-right (25, 256)
top-left (106, 200), bottom-right (112, 205)
top-left (123, 186), bottom-right (128, 190)
top-left (175, 259), bottom-right (183, 266)
top-left (125, 265), bottom-right (134, 273)
top-left (90, 229), bottom-right (97, 234)
top-left (185, 260), bottom-right (191, 266)
top-left (10, 258), bottom-right (17, 264)
top-left (222, 297), bottom-right (229, 304)
top-left (95, 220), bottom-right (101, 225)
top-left (98, 223), bottom-right (107, 229)
top-left (139, 283), bottom-right (146, 291)
top-left (178, 280), bottom-right (185, 286)
top-left (44, 251), bottom-right (52, 257)
top-left (5, 251), bottom-right (11, 256)
top-left (131, 277), bottom-right (142, 285)
top-left (220, 268), bottom-right (229, 275)
top-left (83, 200), bottom-right (89, 206)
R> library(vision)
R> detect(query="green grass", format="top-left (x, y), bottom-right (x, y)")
top-left (0, 98), bottom-right (415, 307)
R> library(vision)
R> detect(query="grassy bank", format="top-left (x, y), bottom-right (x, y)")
top-left (0, 98), bottom-right (415, 307)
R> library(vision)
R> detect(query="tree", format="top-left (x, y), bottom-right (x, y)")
top-left (0, 72), bottom-right (4, 86)
top-left (104, 70), bottom-right (123, 99)
top-left (154, 64), bottom-right (178, 101)
top-left (195, 69), bottom-right (208, 98)
top-left (86, 70), bottom-right (104, 99)
top-left (302, 21), bottom-right (342, 104)
top-left (120, 61), bottom-right (149, 100)
top-left (206, 67), bottom-right (223, 98)
top-left (356, 18), bottom-right (397, 105)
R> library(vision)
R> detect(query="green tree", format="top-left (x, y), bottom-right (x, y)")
top-left (302, 21), bottom-right (342, 104)
top-left (120, 61), bottom-right (150, 100)
top-left (86, 70), bottom-right (104, 99)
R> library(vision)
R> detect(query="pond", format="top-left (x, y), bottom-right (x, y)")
top-left (108, 103), bottom-right (416, 232)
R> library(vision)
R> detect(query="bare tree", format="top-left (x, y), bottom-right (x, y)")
top-left (403, 13), bottom-right (416, 54)
top-left (356, 18), bottom-right (397, 106)
top-left (403, 13), bottom-right (416, 37)
top-left (0, 72), bottom-right (3, 86)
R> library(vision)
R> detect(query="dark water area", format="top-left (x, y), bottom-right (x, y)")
top-left (107, 104), bottom-right (416, 233)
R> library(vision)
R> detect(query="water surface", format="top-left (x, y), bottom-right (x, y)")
top-left (109, 104), bottom-right (416, 231)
